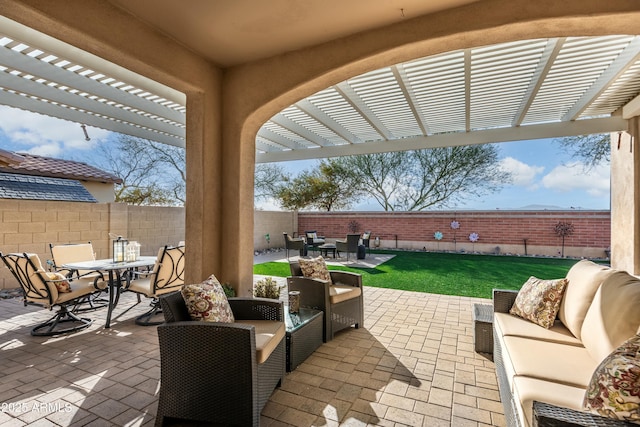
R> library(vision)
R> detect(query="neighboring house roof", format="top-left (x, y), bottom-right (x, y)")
top-left (0, 150), bottom-right (123, 184)
top-left (0, 172), bottom-right (98, 202)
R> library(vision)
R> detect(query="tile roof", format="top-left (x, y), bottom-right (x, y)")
top-left (0, 151), bottom-right (123, 184)
top-left (0, 172), bottom-right (98, 202)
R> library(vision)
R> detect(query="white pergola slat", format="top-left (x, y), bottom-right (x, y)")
top-left (0, 15), bottom-right (638, 164)
top-left (257, 35), bottom-right (640, 163)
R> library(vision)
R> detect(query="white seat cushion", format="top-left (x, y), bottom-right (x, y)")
top-left (503, 336), bottom-right (597, 388)
top-left (330, 284), bottom-right (362, 304)
top-left (513, 376), bottom-right (587, 427)
top-left (494, 312), bottom-right (581, 346)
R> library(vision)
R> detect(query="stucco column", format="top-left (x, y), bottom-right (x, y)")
top-left (610, 121), bottom-right (640, 274)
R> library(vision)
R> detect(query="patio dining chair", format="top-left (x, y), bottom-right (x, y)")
top-left (49, 242), bottom-right (108, 311)
top-left (125, 245), bottom-right (185, 325)
top-left (0, 251), bottom-right (107, 336)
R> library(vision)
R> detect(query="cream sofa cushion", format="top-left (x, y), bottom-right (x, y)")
top-left (235, 320), bottom-right (285, 364)
top-left (330, 284), bottom-right (362, 304)
top-left (502, 336), bottom-right (598, 388)
top-left (558, 260), bottom-right (614, 340)
top-left (581, 271), bottom-right (640, 362)
top-left (494, 312), bottom-right (582, 346)
top-left (513, 376), bottom-right (587, 427)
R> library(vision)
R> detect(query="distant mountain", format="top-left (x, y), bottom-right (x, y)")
top-left (517, 204), bottom-right (579, 210)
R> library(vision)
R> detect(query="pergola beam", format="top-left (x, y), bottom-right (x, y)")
top-left (256, 116), bottom-right (627, 163)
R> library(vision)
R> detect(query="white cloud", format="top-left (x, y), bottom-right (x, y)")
top-left (0, 105), bottom-right (110, 156)
top-left (499, 157), bottom-right (544, 188)
top-left (542, 162), bottom-right (610, 196)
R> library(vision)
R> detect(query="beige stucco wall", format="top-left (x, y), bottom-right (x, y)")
top-left (611, 128), bottom-right (640, 274)
top-left (0, 200), bottom-right (185, 289)
top-left (4, 0), bottom-right (640, 294)
top-left (81, 181), bottom-right (116, 203)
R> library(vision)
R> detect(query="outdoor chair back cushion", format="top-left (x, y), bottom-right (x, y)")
top-left (127, 246), bottom-right (185, 298)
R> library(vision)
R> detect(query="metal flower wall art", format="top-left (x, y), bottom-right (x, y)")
top-left (450, 220), bottom-right (460, 250)
top-left (434, 231), bottom-right (443, 251)
top-left (469, 232), bottom-right (479, 252)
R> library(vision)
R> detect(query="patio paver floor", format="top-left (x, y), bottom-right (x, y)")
top-left (0, 283), bottom-right (504, 426)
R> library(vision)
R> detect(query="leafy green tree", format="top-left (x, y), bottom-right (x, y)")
top-left (276, 158), bottom-right (363, 211)
top-left (555, 133), bottom-right (610, 170)
top-left (336, 145), bottom-right (510, 211)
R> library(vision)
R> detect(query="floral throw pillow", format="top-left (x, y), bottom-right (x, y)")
top-left (181, 274), bottom-right (235, 323)
top-left (46, 272), bottom-right (71, 293)
top-left (509, 276), bottom-right (568, 329)
top-left (584, 334), bottom-right (640, 424)
top-left (298, 256), bottom-right (332, 284)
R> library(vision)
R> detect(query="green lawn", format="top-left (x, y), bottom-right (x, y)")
top-left (253, 250), bottom-right (594, 299)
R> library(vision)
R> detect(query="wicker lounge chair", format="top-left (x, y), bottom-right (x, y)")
top-left (155, 291), bottom-right (285, 427)
top-left (287, 260), bottom-right (364, 341)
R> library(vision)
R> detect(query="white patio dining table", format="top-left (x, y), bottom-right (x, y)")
top-left (62, 256), bottom-right (157, 328)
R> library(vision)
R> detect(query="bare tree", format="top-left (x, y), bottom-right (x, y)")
top-left (95, 135), bottom-right (184, 206)
top-left (255, 163), bottom-right (286, 201)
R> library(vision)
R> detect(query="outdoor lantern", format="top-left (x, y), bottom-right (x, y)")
top-left (113, 236), bottom-right (128, 263)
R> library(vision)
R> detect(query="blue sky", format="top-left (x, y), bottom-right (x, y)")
top-left (0, 105), bottom-right (611, 211)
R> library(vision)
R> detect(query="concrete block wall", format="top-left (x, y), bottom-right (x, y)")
top-left (298, 210), bottom-right (611, 259)
top-left (254, 210), bottom-right (297, 251)
top-left (0, 200), bottom-right (185, 290)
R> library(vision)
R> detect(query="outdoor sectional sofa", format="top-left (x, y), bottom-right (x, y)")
top-left (493, 259), bottom-right (640, 427)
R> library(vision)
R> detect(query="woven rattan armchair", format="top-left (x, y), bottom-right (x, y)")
top-left (287, 260), bottom-right (364, 342)
top-left (336, 234), bottom-right (360, 261)
top-left (283, 232), bottom-right (306, 259)
top-left (1, 252), bottom-right (106, 336)
top-left (155, 291), bottom-right (286, 427)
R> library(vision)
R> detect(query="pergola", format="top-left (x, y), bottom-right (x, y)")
top-left (2, 18), bottom-right (639, 162)
top-left (1, 0), bottom-right (639, 293)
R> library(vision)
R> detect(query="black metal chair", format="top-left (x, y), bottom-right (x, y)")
top-left (283, 232), bottom-right (305, 259)
top-left (125, 245), bottom-right (185, 325)
top-left (1, 251), bottom-right (106, 336)
top-left (155, 291), bottom-right (285, 426)
top-left (287, 260), bottom-right (364, 342)
top-left (336, 233), bottom-right (360, 261)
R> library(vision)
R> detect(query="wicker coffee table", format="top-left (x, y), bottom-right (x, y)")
top-left (285, 307), bottom-right (323, 372)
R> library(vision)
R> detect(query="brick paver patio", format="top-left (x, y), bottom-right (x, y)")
top-left (0, 283), bottom-right (504, 426)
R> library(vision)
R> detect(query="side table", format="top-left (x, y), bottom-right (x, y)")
top-left (318, 244), bottom-right (337, 259)
top-left (473, 303), bottom-right (494, 357)
top-left (285, 307), bottom-right (323, 372)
